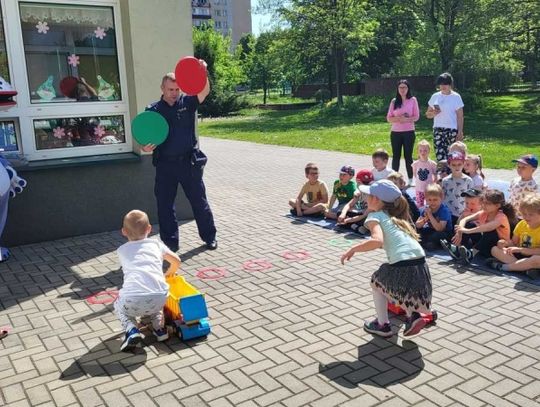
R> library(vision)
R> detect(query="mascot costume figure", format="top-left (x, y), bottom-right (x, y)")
top-left (0, 76), bottom-right (25, 262)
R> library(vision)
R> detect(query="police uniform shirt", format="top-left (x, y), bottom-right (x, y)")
top-left (146, 95), bottom-right (199, 156)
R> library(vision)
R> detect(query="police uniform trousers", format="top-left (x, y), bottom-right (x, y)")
top-left (154, 155), bottom-right (216, 251)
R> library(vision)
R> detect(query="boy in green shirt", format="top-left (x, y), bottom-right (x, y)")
top-left (325, 165), bottom-right (357, 219)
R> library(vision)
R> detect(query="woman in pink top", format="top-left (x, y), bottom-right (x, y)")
top-left (386, 80), bottom-right (420, 186)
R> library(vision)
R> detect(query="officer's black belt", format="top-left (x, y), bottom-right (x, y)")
top-left (158, 153), bottom-right (192, 162)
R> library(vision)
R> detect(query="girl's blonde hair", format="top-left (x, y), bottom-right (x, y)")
top-left (382, 196), bottom-right (420, 241)
top-left (387, 172), bottom-right (406, 189)
top-left (417, 139), bottom-right (430, 152)
top-left (449, 141), bottom-right (468, 155)
top-left (466, 154), bottom-right (485, 179)
top-left (519, 193), bottom-right (540, 214)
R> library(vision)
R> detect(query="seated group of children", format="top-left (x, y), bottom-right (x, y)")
top-left (288, 143), bottom-right (540, 280)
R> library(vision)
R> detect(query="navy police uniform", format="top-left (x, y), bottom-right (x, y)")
top-left (146, 95), bottom-right (216, 252)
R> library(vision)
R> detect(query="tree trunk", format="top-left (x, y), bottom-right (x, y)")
top-left (335, 45), bottom-right (344, 107)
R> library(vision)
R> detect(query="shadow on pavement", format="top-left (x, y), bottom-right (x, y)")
top-left (60, 333), bottom-right (147, 379)
top-left (514, 280), bottom-right (540, 292)
top-left (318, 337), bottom-right (424, 388)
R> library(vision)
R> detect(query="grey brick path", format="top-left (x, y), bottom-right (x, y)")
top-left (1, 137), bottom-right (539, 407)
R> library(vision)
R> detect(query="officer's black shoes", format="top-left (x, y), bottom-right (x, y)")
top-left (206, 240), bottom-right (218, 250)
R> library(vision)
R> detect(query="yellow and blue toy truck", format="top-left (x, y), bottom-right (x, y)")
top-left (164, 275), bottom-right (211, 340)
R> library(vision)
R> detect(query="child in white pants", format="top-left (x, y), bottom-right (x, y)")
top-left (115, 210), bottom-right (180, 352)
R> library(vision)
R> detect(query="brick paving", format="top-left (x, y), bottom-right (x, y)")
top-left (1, 137), bottom-right (539, 407)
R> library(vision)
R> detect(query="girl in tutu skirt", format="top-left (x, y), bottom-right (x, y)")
top-left (341, 179), bottom-right (432, 337)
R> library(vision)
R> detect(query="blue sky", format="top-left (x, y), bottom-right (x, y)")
top-left (251, 0), bottom-right (272, 36)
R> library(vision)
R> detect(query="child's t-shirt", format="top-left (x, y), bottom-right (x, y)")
top-left (509, 177), bottom-right (538, 211)
top-left (372, 167), bottom-right (394, 181)
top-left (300, 180), bottom-right (328, 204)
top-left (333, 179), bottom-right (356, 205)
top-left (412, 159), bottom-right (437, 192)
top-left (469, 173), bottom-right (485, 190)
top-left (365, 211), bottom-right (425, 264)
top-left (442, 174), bottom-right (474, 217)
top-left (513, 220), bottom-right (540, 248)
top-left (419, 204), bottom-right (453, 232)
top-left (117, 238), bottom-right (169, 297)
top-left (477, 210), bottom-right (511, 241)
top-left (352, 190), bottom-right (368, 212)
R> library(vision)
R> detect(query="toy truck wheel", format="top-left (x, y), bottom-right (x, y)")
top-left (431, 310), bottom-right (438, 322)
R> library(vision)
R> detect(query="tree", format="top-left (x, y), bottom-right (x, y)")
top-left (193, 24), bottom-right (245, 116)
top-left (280, 0), bottom-right (377, 107)
top-left (250, 31), bottom-right (281, 104)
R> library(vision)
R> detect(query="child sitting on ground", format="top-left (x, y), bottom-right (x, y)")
top-left (371, 149), bottom-right (394, 181)
top-left (411, 139), bottom-right (437, 208)
top-left (442, 151), bottom-right (474, 226)
top-left (415, 184), bottom-right (453, 251)
top-left (457, 188), bottom-right (483, 223)
top-left (509, 154), bottom-right (538, 216)
top-left (337, 169), bottom-right (374, 233)
top-left (289, 162), bottom-right (329, 217)
top-left (387, 172), bottom-right (420, 222)
top-left (341, 180), bottom-right (432, 338)
top-left (487, 193), bottom-right (540, 280)
top-left (115, 210), bottom-right (181, 352)
top-left (441, 189), bottom-right (515, 264)
top-left (464, 154), bottom-right (486, 191)
top-left (325, 165), bottom-right (356, 220)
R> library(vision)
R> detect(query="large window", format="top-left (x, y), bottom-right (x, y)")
top-left (0, 0), bottom-right (131, 161)
top-left (20, 3), bottom-right (121, 104)
top-left (0, 7), bottom-right (9, 81)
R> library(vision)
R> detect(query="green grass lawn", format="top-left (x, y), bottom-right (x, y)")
top-left (199, 93), bottom-right (540, 169)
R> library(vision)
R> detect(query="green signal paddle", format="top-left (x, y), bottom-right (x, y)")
top-left (131, 111), bottom-right (169, 146)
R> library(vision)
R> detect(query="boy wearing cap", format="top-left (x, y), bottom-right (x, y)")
top-left (509, 154), bottom-right (538, 215)
top-left (458, 188), bottom-right (483, 224)
top-left (289, 162), bottom-right (329, 217)
top-left (325, 165), bottom-right (357, 220)
top-left (442, 151), bottom-right (474, 225)
top-left (337, 169), bottom-right (373, 232)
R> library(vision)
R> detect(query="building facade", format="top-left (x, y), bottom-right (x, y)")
top-left (191, 0), bottom-right (252, 46)
top-left (0, 0), bottom-right (194, 246)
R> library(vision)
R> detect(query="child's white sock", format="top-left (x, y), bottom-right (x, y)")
top-left (372, 290), bottom-right (389, 324)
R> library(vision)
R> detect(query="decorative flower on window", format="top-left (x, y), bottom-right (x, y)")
top-left (94, 27), bottom-right (107, 40)
top-left (53, 127), bottom-right (65, 139)
top-left (35, 21), bottom-right (50, 34)
top-left (94, 125), bottom-right (105, 138)
top-left (67, 54), bottom-right (80, 67)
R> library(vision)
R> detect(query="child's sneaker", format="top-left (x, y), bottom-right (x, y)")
top-left (153, 327), bottom-right (169, 342)
top-left (363, 319), bottom-right (393, 338)
top-left (526, 269), bottom-right (540, 280)
top-left (486, 257), bottom-right (503, 271)
top-left (120, 327), bottom-right (142, 352)
top-left (459, 246), bottom-right (474, 264)
top-left (403, 312), bottom-right (426, 336)
top-left (440, 239), bottom-right (460, 260)
top-left (290, 208), bottom-right (298, 216)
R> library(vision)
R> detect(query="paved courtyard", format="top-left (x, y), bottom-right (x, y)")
top-left (1, 138), bottom-right (539, 407)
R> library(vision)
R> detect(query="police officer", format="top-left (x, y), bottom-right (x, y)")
top-left (142, 66), bottom-right (217, 252)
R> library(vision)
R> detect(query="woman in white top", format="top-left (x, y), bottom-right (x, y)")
top-left (426, 73), bottom-right (464, 162)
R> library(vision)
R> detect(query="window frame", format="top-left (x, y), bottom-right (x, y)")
top-left (0, 0), bottom-right (132, 161)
